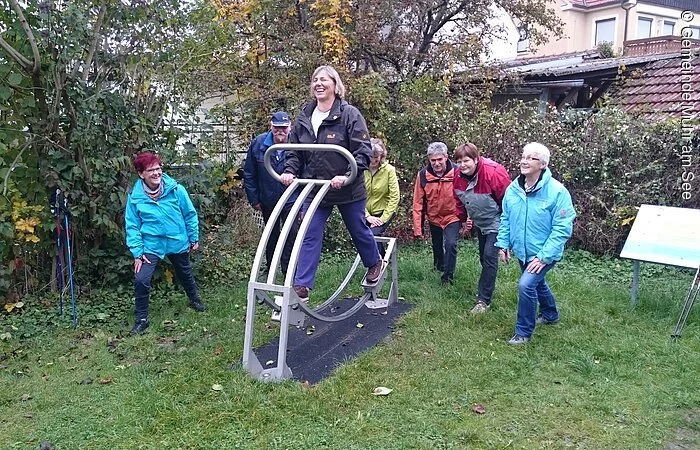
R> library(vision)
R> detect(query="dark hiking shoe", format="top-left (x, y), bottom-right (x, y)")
top-left (440, 277), bottom-right (453, 286)
top-left (189, 300), bottom-right (207, 312)
top-left (293, 285), bottom-right (309, 302)
top-left (130, 319), bottom-right (150, 335)
top-left (365, 260), bottom-right (383, 284)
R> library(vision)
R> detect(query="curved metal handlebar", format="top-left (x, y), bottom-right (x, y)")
top-left (264, 143), bottom-right (358, 186)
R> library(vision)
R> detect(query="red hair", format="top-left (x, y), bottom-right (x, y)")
top-left (133, 152), bottom-right (162, 173)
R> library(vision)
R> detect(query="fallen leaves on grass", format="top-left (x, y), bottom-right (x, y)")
top-left (98, 377), bottom-right (113, 384)
top-left (372, 387), bottom-right (392, 396)
top-left (4, 301), bottom-right (24, 312)
top-left (471, 404), bottom-right (486, 414)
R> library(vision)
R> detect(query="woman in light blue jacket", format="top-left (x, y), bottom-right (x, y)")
top-left (125, 152), bottom-right (206, 335)
top-left (496, 143), bottom-right (576, 345)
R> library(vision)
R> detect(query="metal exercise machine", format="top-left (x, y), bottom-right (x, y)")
top-left (242, 143), bottom-right (399, 381)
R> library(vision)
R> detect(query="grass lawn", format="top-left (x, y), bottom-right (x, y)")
top-left (1, 241), bottom-right (698, 449)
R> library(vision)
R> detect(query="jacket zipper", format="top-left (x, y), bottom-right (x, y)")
top-left (523, 190), bottom-right (529, 261)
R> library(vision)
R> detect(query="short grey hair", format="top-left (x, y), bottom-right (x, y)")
top-left (310, 65), bottom-right (346, 99)
top-left (426, 142), bottom-right (448, 157)
top-left (523, 142), bottom-right (550, 166)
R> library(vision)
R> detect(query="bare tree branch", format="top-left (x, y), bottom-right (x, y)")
top-left (74, 0), bottom-right (108, 82)
top-left (9, 0), bottom-right (41, 74)
top-left (0, 35), bottom-right (33, 69)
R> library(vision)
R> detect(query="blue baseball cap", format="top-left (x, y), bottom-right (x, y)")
top-left (271, 111), bottom-right (291, 127)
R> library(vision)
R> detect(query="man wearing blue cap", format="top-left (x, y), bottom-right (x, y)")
top-left (243, 111), bottom-right (299, 274)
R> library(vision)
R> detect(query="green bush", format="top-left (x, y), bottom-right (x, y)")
top-left (349, 77), bottom-right (698, 256)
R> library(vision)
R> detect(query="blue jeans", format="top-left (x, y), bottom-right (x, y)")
top-left (514, 260), bottom-right (558, 338)
top-left (429, 221), bottom-right (461, 282)
top-left (476, 230), bottom-right (499, 304)
top-left (134, 252), bottom-right (201, 321)
top-left (295, 198), bottom-right (380, 289)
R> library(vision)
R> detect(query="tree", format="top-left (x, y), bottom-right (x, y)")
top-left (212, 0), bottom-right (562, 81)
top-left (0, 0), bottom-right (226, 297)
top-left (349, 0), bottom-right (562, 77)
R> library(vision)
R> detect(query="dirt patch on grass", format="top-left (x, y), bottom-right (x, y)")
top-left (663, 409), bottom-right (700, 450)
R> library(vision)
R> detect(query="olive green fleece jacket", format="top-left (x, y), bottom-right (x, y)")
top-left (364, 161), bottom-right (400, 224)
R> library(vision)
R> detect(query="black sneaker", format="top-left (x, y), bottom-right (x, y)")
top-left (535, 315), bottom-right (559, 325)
top-left (365, 260), bottom-right (383, 283)
top-left (189, 300), bottom-right (207, 312)
top-left (440, 277), bottom-right (453, 286)
top-left (130, 319), bottom-right (149, 335)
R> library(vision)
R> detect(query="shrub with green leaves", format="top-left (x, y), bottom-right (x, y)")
top-left (348, 74), bottom-right (698, 256)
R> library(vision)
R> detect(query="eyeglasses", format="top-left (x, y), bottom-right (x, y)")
top-left (144, 167), bottom-right (162, 174)
top-left (520, 156), bottom-right (540, 162)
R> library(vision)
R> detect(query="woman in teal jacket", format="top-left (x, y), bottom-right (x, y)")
top-left (496, 143), bottom-right (576, 345)
top-left (125, 152), bottom-right (206, 335)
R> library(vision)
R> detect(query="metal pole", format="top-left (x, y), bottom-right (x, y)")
top-left (631, 260), bottom-right (640, 307)
top-left (62, 200), bottom-right (77, 329)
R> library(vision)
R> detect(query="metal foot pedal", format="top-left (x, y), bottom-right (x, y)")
top-left (361, 261), bottom-right (388, 288)
top-left (271, 296), bottom-right (283, 322)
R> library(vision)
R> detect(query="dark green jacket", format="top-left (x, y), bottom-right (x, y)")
top-left (284, 98), bottom-right (371, 205)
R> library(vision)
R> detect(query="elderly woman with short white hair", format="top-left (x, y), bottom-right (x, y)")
top-left (496, 142), bottom-right (576, 345)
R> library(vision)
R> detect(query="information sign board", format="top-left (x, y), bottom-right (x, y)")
top-left (620, 204), bottom-right (700, 269)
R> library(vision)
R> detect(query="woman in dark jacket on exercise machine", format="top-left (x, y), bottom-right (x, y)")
top-left (280, 65), bottom-right (382, 302)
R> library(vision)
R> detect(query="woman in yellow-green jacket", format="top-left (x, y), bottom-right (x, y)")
top-left (364, 138), bottom-right (400, 255)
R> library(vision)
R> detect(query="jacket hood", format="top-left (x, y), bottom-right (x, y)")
top-left (300, 97), bottom-right (347, 119)
top-left (517, 168), bottom-right (550, 193)
top-left (131, 173), bottom-right (178, 199)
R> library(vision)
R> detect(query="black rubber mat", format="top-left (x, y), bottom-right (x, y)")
top-left (254, 298), bottom-right (414, 384)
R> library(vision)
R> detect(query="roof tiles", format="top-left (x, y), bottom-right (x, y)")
top-left (609, 53), bottom-right (700, 120)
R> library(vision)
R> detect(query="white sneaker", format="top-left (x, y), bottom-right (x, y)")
top-left (508, 334), bottom-right (531, 345)
top-left (470, 301), bottom-right (491, 314)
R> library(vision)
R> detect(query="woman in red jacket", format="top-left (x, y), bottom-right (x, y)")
top-left (453, 143), bottom-right (511, 314)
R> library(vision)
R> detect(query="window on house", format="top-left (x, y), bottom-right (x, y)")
top-left (595, 18), bottom-right (616, 45)
top-left (688, 26), bottom-right (700, 39)
top-left (637, 17), bottom-right (653, 39)
top-left (517, 25), bottom-right (530, 53)
top-left (663, 21), bottom-right (675, 35)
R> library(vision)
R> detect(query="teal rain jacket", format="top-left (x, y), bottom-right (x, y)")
top-left (125, 173), bottom-right (199, 259)
top-left (495, 169), bottom-right (576, 264)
